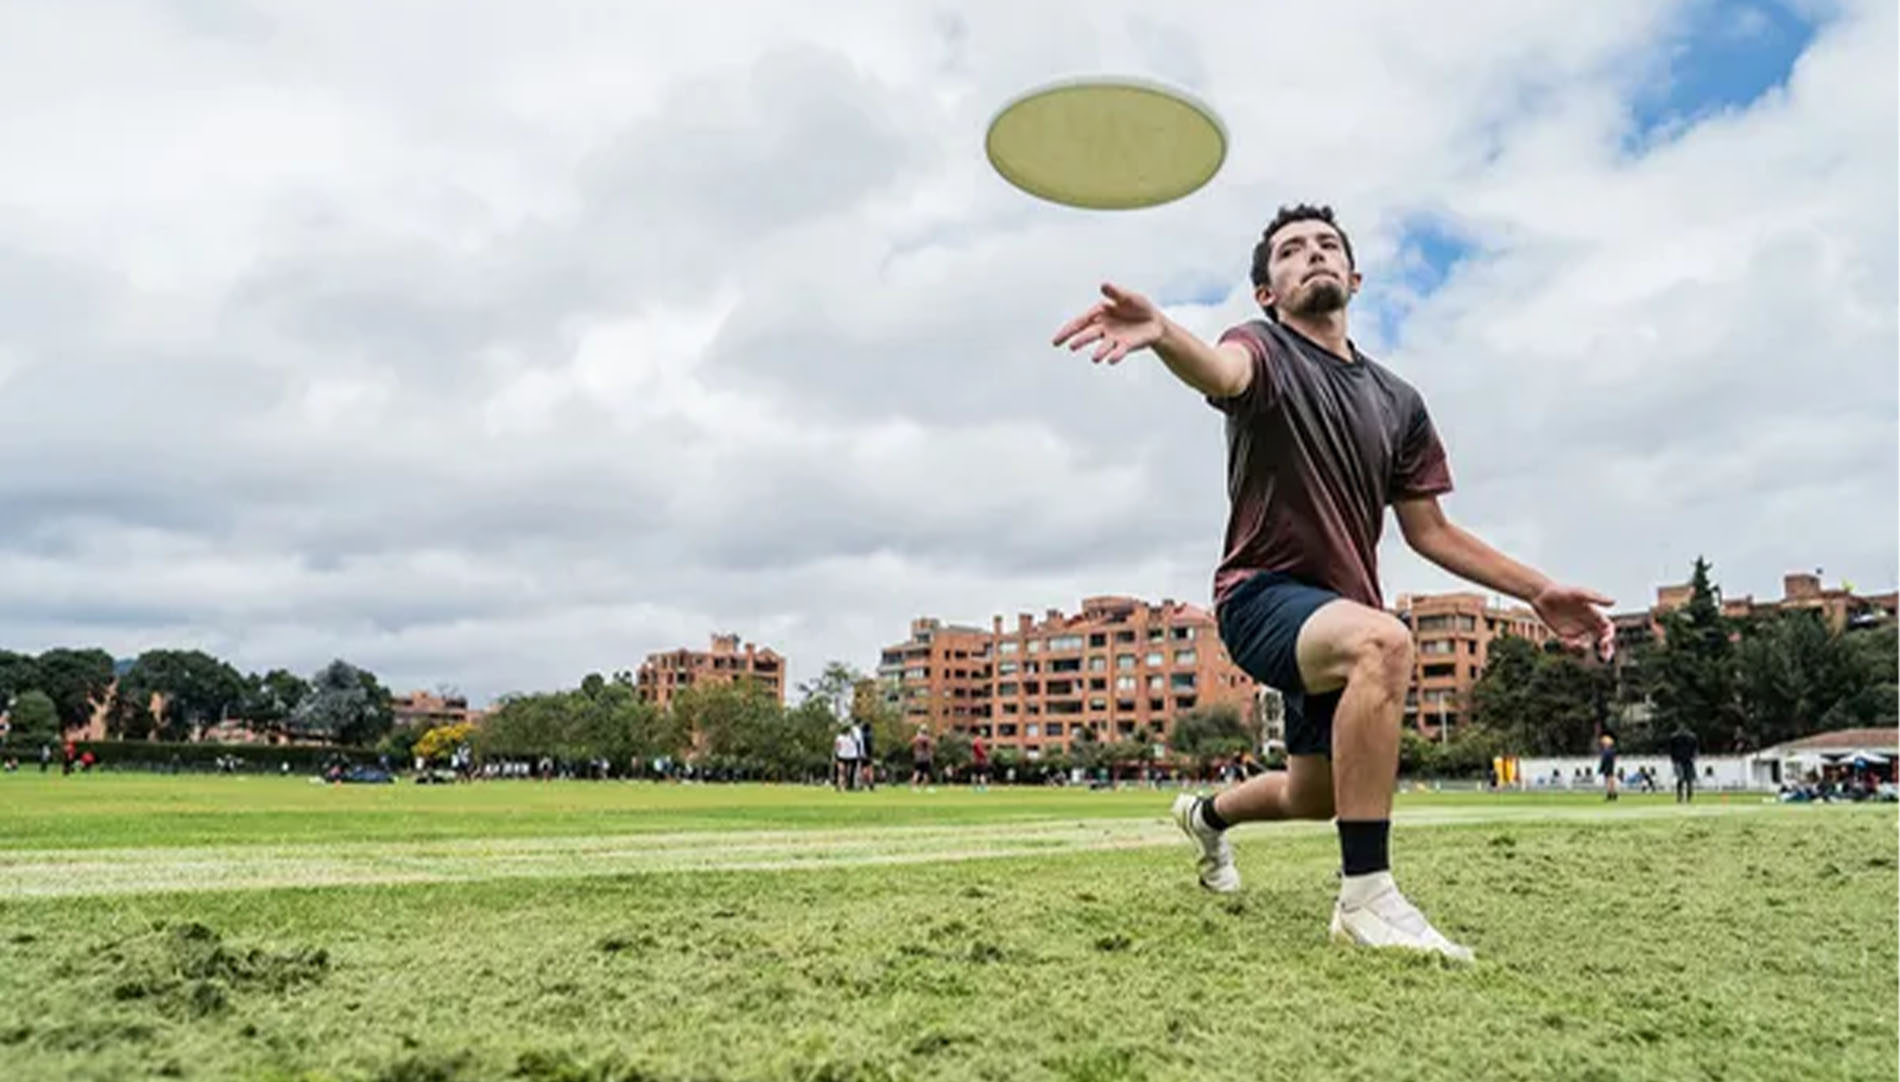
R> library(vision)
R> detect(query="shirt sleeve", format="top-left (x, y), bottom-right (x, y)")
top-left (1204, 322), bottom-right (1278, 415)
top-left (1391, 392), bottom-right (1454, 501)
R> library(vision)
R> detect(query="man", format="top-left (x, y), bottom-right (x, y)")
top-left (1668, 725), bottom-right (1699, 803)
top-left (910, 725), bottom-right (935, 788)
top-left (832, 724), bottom-right (859, 792)
top-left (969, 732), bottom-right (990, 791)
top-left (855, 719), bottom-right (878, 792)
top-left (1598, 732), bottom-right (1619, 802)
top-left (1052, 205), bottom-right (1614, 962)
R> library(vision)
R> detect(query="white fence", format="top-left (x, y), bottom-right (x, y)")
top-left (1514, 754), bottom-right (1774, 791)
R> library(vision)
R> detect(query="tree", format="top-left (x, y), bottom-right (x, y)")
top-left (240, 669), bottom-right (311, 733)
top-left (291, 660), bottom-right (394, 746)
top-left (414, 722), bottom-right (477, 764)
top-left (0, 651), bottom-right (39, 708)
top-left (1737, 612), bottom-right (1898, 745)
top-left (677, 679), bottom-right (793, 776)
top-left (122, 649), bottom-right (248, 741)
top-left (106, 675), bottom-right (158, 740)
top-left (6, 690), bottom-right (59, 746)
top-left (797, 662), bottom-right (863, 723)
top-left (1649, 557), bottom-right (1742, 750)
top-left (1168, 704), bottom-right (1256, 777)
top-left (1468, 634), bottom-right (1611, 755)
top-left (33, 648), bottom-right (116, 733)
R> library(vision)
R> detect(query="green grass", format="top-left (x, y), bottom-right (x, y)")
top-left (0, 775), bottom-right (1893, 1081)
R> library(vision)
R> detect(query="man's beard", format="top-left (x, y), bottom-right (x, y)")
top-left (1285, 277), bottom-right (1348, 318)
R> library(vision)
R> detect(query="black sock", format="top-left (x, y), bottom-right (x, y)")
top-left (1337, 820), bottom-right (1391, 877)
top-left (1197, 796), bottom-right (1231, 832)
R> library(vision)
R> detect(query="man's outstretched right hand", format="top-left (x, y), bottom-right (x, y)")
top-left (1052, 283), bottom-right (1166, 365)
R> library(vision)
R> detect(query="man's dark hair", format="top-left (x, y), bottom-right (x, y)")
top-left (1249, 204), bottom-right (1355, 318)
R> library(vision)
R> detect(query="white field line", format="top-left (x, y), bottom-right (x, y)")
top-left (0, 802), bottom-right (1796, 899)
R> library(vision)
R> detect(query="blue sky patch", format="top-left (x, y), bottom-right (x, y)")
top-left (1623, 0), bottom-right (1822, 151)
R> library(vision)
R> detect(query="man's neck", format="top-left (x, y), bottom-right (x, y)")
top-left (1280, 311), bottom-right (1353, 362)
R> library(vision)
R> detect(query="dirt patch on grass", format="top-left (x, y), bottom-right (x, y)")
top-left (61, 920), bottom-right (329, 1020)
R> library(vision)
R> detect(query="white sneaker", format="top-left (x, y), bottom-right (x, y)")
top-left (1329, 872), bottom-right (1474, 962)
top-left (1170, 793), bottom-right (1240, 893)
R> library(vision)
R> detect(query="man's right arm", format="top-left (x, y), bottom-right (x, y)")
top-left (1153, 318), bottom-right (1253, 399)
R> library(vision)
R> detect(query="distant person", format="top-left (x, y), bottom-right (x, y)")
top-left (62, 740), bottom-right (76, 776)
top-left (833, 725), bottom-right (859, 791)
top-left (38, 743), bottom-right (50, 773)
top-left (1668, 726), bottom-right (1699, 803)
top-left (1598, 733), bottom-right (1619, 802)
top-left (970, 733), bottom-right (990, 791)
top-left (909, 726), bottom-right (935, 788)
top-left (855, 721), bottom-right (877, 792)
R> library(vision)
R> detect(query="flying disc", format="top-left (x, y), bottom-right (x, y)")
top-left (985, 75), bottom-right (1228, 210)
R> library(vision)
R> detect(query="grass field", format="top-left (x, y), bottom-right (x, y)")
top-left (0, 775), bottom-right (1893, 1082)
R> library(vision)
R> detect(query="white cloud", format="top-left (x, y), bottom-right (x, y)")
top-left (0, 0), bottom-right (1890, 701)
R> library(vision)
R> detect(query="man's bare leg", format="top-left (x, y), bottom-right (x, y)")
top-left (1280, 599), bottom-right (1472, 960)
top-left (1208, 755), bottom-right (1334, 823)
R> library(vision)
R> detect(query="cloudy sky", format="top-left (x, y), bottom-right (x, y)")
top-left (1, 0), bottom-right (1893, 704)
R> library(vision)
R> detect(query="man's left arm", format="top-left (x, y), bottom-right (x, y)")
top-left (1393, 495), bottom-right (1616, 657)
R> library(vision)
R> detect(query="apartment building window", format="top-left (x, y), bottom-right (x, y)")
top-left (1087, 656), bottom-right (1106, 672)
top-left (1049, 635), bottom-right (1084, 652)
top-left (998, 640), bottom-right (1019, 654)
top-left (1420, 640), bottom-right (1454, 656)
top-left (1174, 695), bottom-right (1197, 711)
top-left (1145, 651), bottom-right (1164, 667)
top-left (1002, 701), bottom-right (1019, 714)
top-left (1115, 675), bottom-right (1137, 692)
top-left (997, 661), bottom-right (1019, 676)
top-left (1026, 724), bottom-right (1040, 738)
top-left (1116, 654), bottom-right (1136, 670)
top-left (1174, 649), bottom-right (1196, 666)
top-left (1088, 697), bottom-right (1106, 710)
top-left (1088, 633), bottom-right (1107, 647)
top-left (904, 667), bottom-right (927, 680)
top-left (1171, 673), bottom-right (1195, 689)
top-left (1048, 701), bottom-right (1082, 715)
top-left (1148, 698), bottom-right (1165, 712)
top-left (1423, 663), bottom-right (1456, 678)
top-left (1417, 615), bottom-right (1451, 631)
top-left (1045, 722), bottom-right (1064, 736)
top-left (1116, 630), bottom-right (1136, 643)
top-left (1146, 675), bottom-right (1164, 691)
top-left (1117, 721), bottom-right (1136, 736)
top-left (997, 682), bottom-right (1018, 696)
top-left (1148, 627), bottom-right (1165, 642)
top-left (1172, 626), bottom-right (1193, 641)
top-left (1089, 678), bottom-right (1106, 691)
top-left (1046, 680), bottom-right (1074, 696)
top-left (1024, 681), bottom-right (1041, 695)
top-left (1469, 666), bottom-right (1480, 679)
top-left (1116, 700), bottom-right (1136, 713)
top-left (999, 724), bottom-right (1019, 737)
top-left (1049, 658), bottom-right (1082, 673)
top-left (1024, 661), bottom-right (1040, 674)
top-left (1027, 639), bottom-right (1042, 654)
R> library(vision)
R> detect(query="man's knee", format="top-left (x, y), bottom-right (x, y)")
top-left (1343, 616), bottom-right (1412, 696)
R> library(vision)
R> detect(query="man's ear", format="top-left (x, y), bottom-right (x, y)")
top-left (1254, 284), bottom-right (1277, 311)
top-left (1349, 269), bottom-right (1364, 297)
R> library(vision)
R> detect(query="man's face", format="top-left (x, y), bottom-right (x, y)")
top-left (1257, 219), bottom-right (1360, 318)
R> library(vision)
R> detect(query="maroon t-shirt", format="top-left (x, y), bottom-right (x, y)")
top-left (1206, 320), bottom-right (1453, 610)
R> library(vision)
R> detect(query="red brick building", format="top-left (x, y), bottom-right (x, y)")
top-left (880, 596), bottom-right (1257, 761)
top-left (636, 634), bottom-right (786, 710)
top-left (1390, 592), bottom-right (1550, 737)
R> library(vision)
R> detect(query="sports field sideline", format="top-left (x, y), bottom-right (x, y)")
top-left (0, 775), bottom-right (1893, 1081)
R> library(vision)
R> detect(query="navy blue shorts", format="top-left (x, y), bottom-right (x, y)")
top-left (1216, 572), bottom-right (1344, 757)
